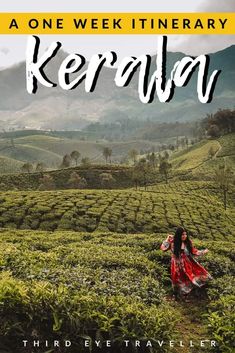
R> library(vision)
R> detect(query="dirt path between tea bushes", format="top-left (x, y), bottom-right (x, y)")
top-left (171, 297), bottom-right (211, 353)
top-left (213, 141), bottom-right (222, 160)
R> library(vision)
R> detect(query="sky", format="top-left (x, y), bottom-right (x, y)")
top-left (0, 0), bottom-right (235, 68)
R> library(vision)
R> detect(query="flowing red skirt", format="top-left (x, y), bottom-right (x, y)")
top-left (171, 252), bottom-right (212, 295)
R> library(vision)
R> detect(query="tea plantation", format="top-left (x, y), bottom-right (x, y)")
top-left (0, 229), bottom-right (234, 353)
top-left (171, 133), bottom-right (235, 179)
top-left (0, 133), bottom-right (234, 353)
top-left (0, 181), bottom-right (233, 239)
top-left (171, 140), bottom-right (220, 172)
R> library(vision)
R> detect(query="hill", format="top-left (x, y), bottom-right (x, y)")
top-left (0, 141), bottom-right (62, 166)
top-left (0, 134), bottom-right (160, 170)
top-left (0, 134), bottom-right (234, 188)
top-left (217, 133), bottom-right (235, 157)
top-left (1, 45), bottom-right (235, 130)
top-left (171, 140), bottom-right (221, 171)
top-left (170, 133), bottom-right (235, 179)
top-left (0, 155), bottom-right (23, 174)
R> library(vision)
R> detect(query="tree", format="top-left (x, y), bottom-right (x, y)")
top-left (67, 172), bottom-right (87, 189)
top-left (159, 158), bottom-right (172, 184)
top-left (100, 172), bottom-right (115, 188)
top-left (148, 152), bottom-right (158, 168)
top-left (131, 158), bottom-right (156, 190)
top-left (128, 149), bottom-right (138, 164)
top-left (207, 124), bottom-right (221, 138)
top-left (103, 147), bottom-right (112, 164)
top-left (35, 162), bottom-right (46, 173)
top-left (185, 137), bottom-right (189, 148)
top-left (200, 109), bottom-right (235, 140)
top-left (203, 109), bottom-right (235, 137)
top-left (81, 157), bottom-right (91, 167)
top-left (131, 167), bottom-right (142, 190)
top-left (70, 150), bottom-right (80, 166)
top-left (179, 138), bottom-right (186, 149)
top-left (38, 174), bottom-right (55, 191)
top-left (61, 154), bottom-right (71, 168)
top-left (163, 150), bottom-right (169, 160)
top-left (176, 136), bottom-right (179, 150)
top-left (21, 162), bottom-right (33, 174)
top-left (214, 165), bottom-right (234, 210)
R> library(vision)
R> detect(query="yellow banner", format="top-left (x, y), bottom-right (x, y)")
top-left (0, 13), bottom-right (234, 34)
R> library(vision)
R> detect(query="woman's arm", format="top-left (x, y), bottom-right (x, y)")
top-left (160, 234), bottom-right (173, 251)
top-left (191, 241), bottom-right (209, 256)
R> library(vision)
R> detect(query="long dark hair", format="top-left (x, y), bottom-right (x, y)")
top-left (173, 226), bottom-right (192, 258)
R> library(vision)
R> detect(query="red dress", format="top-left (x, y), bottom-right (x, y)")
top-left (160, 237), bottom-right (212, 295)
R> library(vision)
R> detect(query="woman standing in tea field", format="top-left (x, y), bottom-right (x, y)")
top-left (161, 226), bottom-right (212, 300)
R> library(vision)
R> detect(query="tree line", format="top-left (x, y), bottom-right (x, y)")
top-left (130, 151), bottom-right (172, 190)
top-left (37, 171), bottom-right (115, 191)
top-left (201, 109), bottom-right (235, 138)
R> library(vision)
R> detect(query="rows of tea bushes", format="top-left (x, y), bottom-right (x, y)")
top-left (217, 133), bottom-right (235, 157)
top-left (0, 229), bottom-right (234, 353)
top-left (170, 134), bottom-right (235, 181)
top-left (189, 240), bottom-right (235, 353)
top-left (0, 181), bottom-right (233, 239)
top-left (206, 275), bottom-right (235, 353)
top-left (171, 140), bottom-right (220, 172)
top-left (0, 230), bottom-right (177, 353)
top-left (149, 181), bottom-right (235, 210)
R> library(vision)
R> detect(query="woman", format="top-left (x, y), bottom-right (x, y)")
top-left (160, 226), bottom-right (212, 300)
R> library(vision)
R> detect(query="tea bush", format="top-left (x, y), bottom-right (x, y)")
top-left (0, 229), bottom-right (234, 352)
top-left (0, 181), bottom-right (233, 238)
top-left (206, 295), bottom-right (235, 353)
top-left (0, 230), bottom-right (181, 353)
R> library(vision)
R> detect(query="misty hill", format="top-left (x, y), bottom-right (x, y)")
top-left (0, 44), bottom-right (235, 130)
top-left (0, 133), bottom-right (161, 170)
top-left (0, 132), bottom-right (234, 184)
